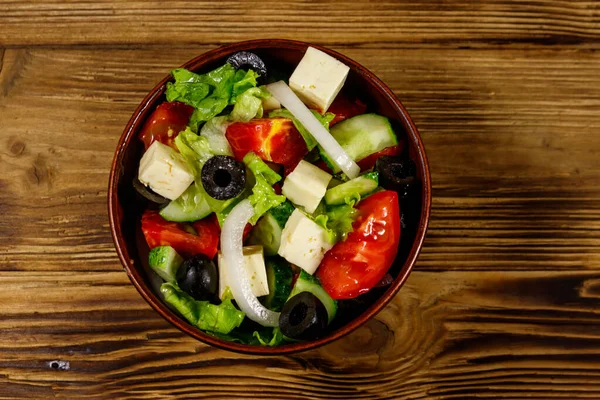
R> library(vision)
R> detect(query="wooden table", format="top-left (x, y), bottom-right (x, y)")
top-left (1, 1), bottom-right (599, 398)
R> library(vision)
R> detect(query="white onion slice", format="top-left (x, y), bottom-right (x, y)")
top-left (220, 199), bottom-right (280, 327)
top-left (266, 81), bottom-right (360, 179)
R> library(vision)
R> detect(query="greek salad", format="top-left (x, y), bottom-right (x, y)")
top-left (135, 47), bottom-right (420, 345)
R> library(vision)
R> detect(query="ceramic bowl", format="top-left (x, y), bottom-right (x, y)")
top-left (108, 39), bottom-right (431, 355)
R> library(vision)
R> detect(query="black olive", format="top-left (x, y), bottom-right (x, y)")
top-left (132, 177), bottom-right (170, 205)
top-left (226, 51), bottom-right (267, 83)
top-left (176, 254), bottom-right (218, 301)
top-left (375, 156), bottom-right (419, 199)
top-left (201, 156), bottom-right (246, 200)
top-left (279, 292), bottom-right (328, 340)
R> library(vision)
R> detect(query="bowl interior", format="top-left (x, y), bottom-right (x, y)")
top-left (109, 39), bottom-right (431, 355)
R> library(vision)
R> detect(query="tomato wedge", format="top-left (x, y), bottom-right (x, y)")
top-left (226, 118), bottom-right (308, 171)
top-left (139, 101), bottom-right (194, 150)
top-left (316, 191), bottom-right (401, 299)
top-left (327, 95), bottom-right (367, 126)
top-left (141, 210), bottom-right (219, 258)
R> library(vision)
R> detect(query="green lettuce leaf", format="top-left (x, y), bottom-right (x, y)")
top-left (269, 109), bottom-right (335, 150)
top-left (208, 327), bottom-right (288, 346)
top-left (243, 152), bottom-right (286, 224)
top-left (252, 327), bottom-right (285, 346)
top-left (175, 127), bottom-right (213, 176)
top-left (165, 68), bottom-right (211, 108)
top-left (166, 65), bottom-right (263, 130)
top-left (231, 70), bottom-right (260, 100)
top-left (166, 65), bottom-right (235, 116)
top-left (230, 86), bottom-right (270, 122)
top-left (199, 116), bottom-right (233, 156)
top-left (161, 283), bottom-right (245, 334)
top-left (313, 199), bottom-right (359, 244)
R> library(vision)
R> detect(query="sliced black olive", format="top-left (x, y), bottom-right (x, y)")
top-left (176, 254), bottom-right (218, 302)
top-left (132, 177), bottom-right (170, 205)
top-left (226, 51), bottom-right (267, 82)
top-left (375, 156), bottom-right (419, 199)
top-left (279, 292), bottom-right (328, 340)
top-left (201, 156), bottom-right (246, 200)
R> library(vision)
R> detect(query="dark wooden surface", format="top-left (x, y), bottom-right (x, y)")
top-left (1, 1), bottom-right (600, 399)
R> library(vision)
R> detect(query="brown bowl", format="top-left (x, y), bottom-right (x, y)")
top-left (108, 39), bottom-right (431, 355)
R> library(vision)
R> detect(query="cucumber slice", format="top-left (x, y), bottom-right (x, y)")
top-left (321, 114), bottom-right (397, 174)
top-left (262, 257), bottom-right (293, 312)
top-left (248, 201), bottom-right (295, 255)
top-left (269, 201), bottom-right (295, 227)
top-left (248, 214), bottom-right (282, 256)
top-left (148, 246), bottom-right (183, 282)
top-left (324, 172), bottom-right (379, 205)
top-left (160, 190), bottom-right (211, 222)
top-left (288, 270), bottom-right (337, 324)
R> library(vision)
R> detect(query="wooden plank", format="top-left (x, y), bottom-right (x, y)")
top-left (1, 270), bottom-right (600, 398)
top-left (1, 47), bottom-right (599, 272)
top-left (0, 1), bottom-right (599, 47)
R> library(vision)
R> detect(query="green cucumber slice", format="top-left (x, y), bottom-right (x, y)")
top-left (324, 172), bottom-right (379, 205)
top-left (160, 190), bottom-right (211, 222)
top-left (262, 257), bottom-right (294, 312)
top-left (321, 114), bottom-right (397, 174)
top-left (248, 201), bottom-right (295, 255)
top-left (148, 246), bottom-right (183, 282)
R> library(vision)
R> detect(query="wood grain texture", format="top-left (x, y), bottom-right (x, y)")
top-left (0, 1), bottom-right (599, 47)
top-left (1, 0), bottom-right (600, 398)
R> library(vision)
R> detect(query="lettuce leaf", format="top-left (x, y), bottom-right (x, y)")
top-left (208, 326), bottom-right (288, 346)
top-left (166, 65), bottom-right (262, 130)
top-left (231, 70), bottom-right (260, 100)
top-left (165, 68), bottom-right (212, 108)
top-left (230, 87), bottom-right (270, 122)
top-left (313, 199), bottom-right (359, 244)
top-left (199, 116), bottom-right (233, 156)
top-left (175, 127), bottom-right (213, 176)
top-left (252, 327), bottom-right (285, 346)
top-left (243, 152), bottom-right (286, 224)
top-left (269, 109), bottom-right (335, 150)
top-left (161, 283), bottom-right (244, 334)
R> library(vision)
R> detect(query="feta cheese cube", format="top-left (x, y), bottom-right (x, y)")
top-left (278, 209), bottom-right (333, 275)
top-left (218, 245), bottom-right (269, 299)
top-left (289, 47), bottom-right (350, 113)
top-left (138, 141), bottom-right (194, 200)
top-left (282, 160), bottom-right (332, 214)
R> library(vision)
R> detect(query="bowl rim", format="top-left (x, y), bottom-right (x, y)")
top-left (108, 39), bottom-right (431, 355)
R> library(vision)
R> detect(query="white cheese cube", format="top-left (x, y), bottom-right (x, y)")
top-left (278, 209), bottom-right (334, 275)
top-left (282, 160), bottom-right (332, 214)
top-left (138, 141), bottom-right (194, 200)
top-left (289, 47), bottom-right (350, 113)
top-left (218, 245), bottom-right (269, 299)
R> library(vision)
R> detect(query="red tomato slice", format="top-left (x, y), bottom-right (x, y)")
top-left (190, 214), bottom-right (220, 258)
top-left (226, 118), bottom-right (308, 171)
top-left (141, 210), bottom-right (219, 259)
top-left (327, 95), bottom-right (367, 126)
top-left (356, 143), bottom-right (405, 171)
top-left (316, 191), bottom-right (401, 299)
top-left (139, 101), bottom-right (194, 150)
